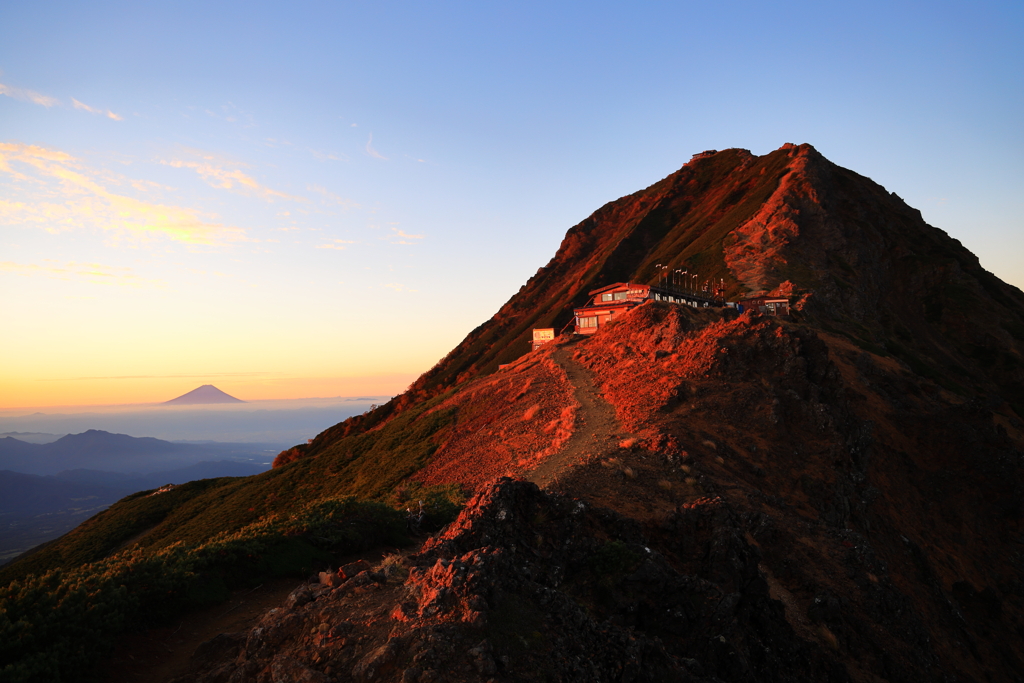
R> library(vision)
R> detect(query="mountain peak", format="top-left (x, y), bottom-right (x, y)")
top-left (6, 145), bottom-right (1024, 683)
top-left (316, 143), bottom-right (1023, 444)
top-left (163, 385), bottom-right (244, 405)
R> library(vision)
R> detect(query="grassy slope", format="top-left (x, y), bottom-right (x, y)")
top-left (0, 394), bottom-right (459, 586)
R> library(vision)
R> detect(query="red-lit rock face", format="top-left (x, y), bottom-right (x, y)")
top-left (178, 479), bottom-right (854, 683)
top-left (413, 349), bottom-right (578, 488)
top-left (722, 147), bottom-right (817, 296)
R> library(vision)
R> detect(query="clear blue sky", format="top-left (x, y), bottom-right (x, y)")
top-left (2, 0), bottom-right (1021, 407)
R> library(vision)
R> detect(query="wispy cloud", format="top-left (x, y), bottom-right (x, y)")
top-left (42, 372), bottom-right (273, 381)
top-left (204, 102), bottom-right (255, 126)
top-left (366, 133), bottom-right (388, 160)
top-left (316, 239), bottom-right (358, 250)
top-left (72, 98), bottom-right (123, 121)
top-left (164, 152), bottom-right (304, 202)
top-left (385, 226), bottom-right (424, 245)
top-left (0, 142), bottom-right (245, 245)
top-left (310, 149), bottom-right (344, 161)
top-left (308, 184), bottom-right (359, 209)
top-left (0, 260), bottom-right (166, 288)
top-left (0, 81), bottom-right (59, 107)
top-left (384, 282), bottom-right (418, 293)
top-left (0, 81), bottom-right (122, 119)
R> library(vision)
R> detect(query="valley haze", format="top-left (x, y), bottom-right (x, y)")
top-left (0, 395), bottom-right (389, 444)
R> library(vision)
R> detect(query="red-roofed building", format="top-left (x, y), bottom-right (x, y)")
top-left (573, 282), bottom-right (724, 335)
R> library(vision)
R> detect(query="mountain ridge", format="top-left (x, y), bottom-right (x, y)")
top-left (2, 144), bottom-right (1023, 683)
top-left (301, 145), bottom-right (1023, 465)
top-left (0, 429), bottom-right (273, 476)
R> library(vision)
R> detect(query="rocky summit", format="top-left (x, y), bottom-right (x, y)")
top-left (2, 144), bottom-right (1023, 683)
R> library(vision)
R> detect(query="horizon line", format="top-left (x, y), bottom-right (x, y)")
top-left (0, 394), bottom-right (395, 413)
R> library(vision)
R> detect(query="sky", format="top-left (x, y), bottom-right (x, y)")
top-left (2, 0), bottom-right (1022, 410)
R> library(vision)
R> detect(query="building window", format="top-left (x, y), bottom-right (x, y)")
top-left (601, 293), bottom-right (614, 301)
top-left (580, 316), bottom-right (598, 328)
top-left (613, 291), bottom-right (627, 300)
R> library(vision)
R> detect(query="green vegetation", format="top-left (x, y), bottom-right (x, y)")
top-left (885, 339), bottom-right (969, 395)
top-left (0, 401), bottom-right (456, 589)
top-left (387, 481), bottom-right (466, 531)
top-left (1, 478), bottom-right (240, 581)
top-left (0, 497), bottom-right (407, 683)
top-left (5, 397), bottom-right (460, 583)
top-left (0, 394), bottom-right (468, 682)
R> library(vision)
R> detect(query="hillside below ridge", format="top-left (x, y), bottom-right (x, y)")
top-left (173, 301), bottom-right (1024, 683)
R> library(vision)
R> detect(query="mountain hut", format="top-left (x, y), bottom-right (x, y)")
top-left (573, 282), bottom-right (725, 335)
top-left (737, 296), bottom-right (790, 316)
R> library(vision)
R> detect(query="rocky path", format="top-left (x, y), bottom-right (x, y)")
top-left (527, 341), bottom-right (636, 488)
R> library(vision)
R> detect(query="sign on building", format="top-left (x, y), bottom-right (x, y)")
top-left (532, 328), bottom-right (556, 351)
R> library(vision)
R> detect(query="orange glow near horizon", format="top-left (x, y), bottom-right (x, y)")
top-left (0, 373), bottom-right (418, 411)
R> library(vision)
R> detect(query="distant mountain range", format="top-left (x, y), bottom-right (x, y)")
top-left (0, 429), bottom-right (276, 564)
top-left (0, 461), bottom-right (266, 518)
top-left (0, 432), bottom-right (64, 444)
top-left (164, 384), bottom-right (245, 405)
top-left (0, 429), bottom-right (272, 475)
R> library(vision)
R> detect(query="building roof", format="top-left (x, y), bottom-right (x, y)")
top-left (587, 282), bottom-right (633, 296)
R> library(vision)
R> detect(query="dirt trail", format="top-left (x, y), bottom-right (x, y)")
top-left (527, 342), bottom-right (636, 488)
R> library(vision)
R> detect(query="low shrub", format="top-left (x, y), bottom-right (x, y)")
top-left (0, 496), bottom-right (408, 683)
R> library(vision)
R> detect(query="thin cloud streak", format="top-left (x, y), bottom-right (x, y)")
top-left (40, 372), bottom-right (275, 381)
top-left (71, 98), bottom-right (123, 121)
top-left (165, 157), bottom-right (304, 202)
top-left (0, 81), bottom-right (60, 107)
top-left (366, 133), bottom-right (388, 160)
top-left (0, 260), bottom-right (166, 288)
top-left (385, 227), bottom-right (425, 245)
top-left (316, 239), bottom-right (358, 250)
top-left (384, 282), bottom-right (418, 293)
top-left (308, 184), bottom-right (359, 209)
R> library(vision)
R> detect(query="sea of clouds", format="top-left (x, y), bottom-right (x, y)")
top-left (0, 396), bottom-right (388, 446)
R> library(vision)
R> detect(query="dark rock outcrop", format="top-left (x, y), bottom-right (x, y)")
top-left (179, 478), bottom-right (852, 683)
